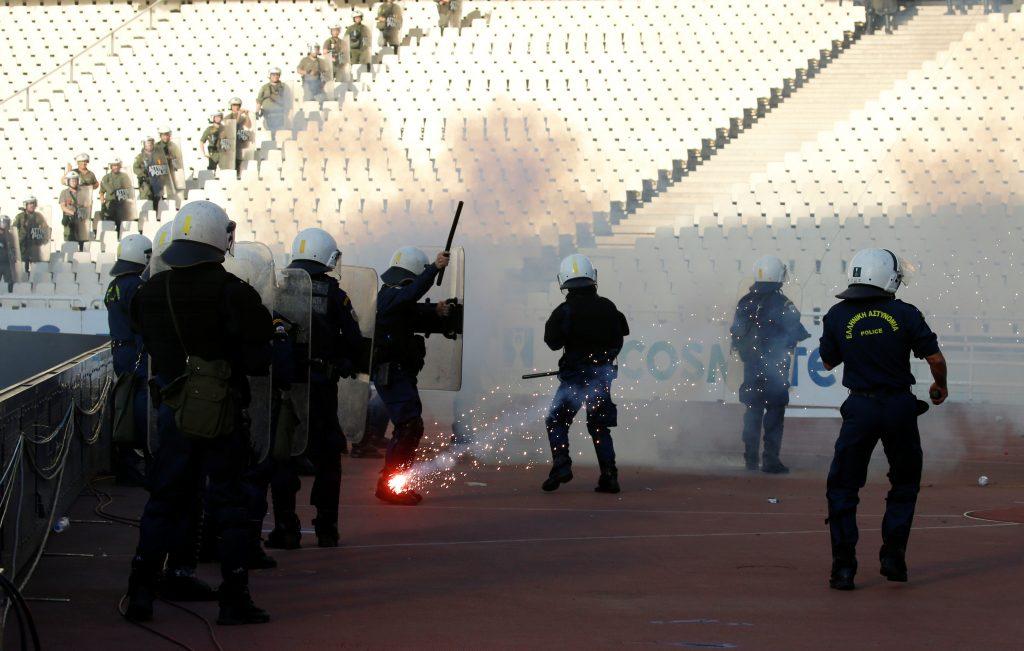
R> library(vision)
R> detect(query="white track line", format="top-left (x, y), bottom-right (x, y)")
top-left (269, 521), bottom-right (1018, 552)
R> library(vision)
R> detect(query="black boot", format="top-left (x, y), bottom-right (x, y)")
top-left (159, 567), bottom-right (218, 601)
top-left (264, 526), bottom-right (302, 550)
top-left (248, 543), bottom-right (278, 570)
top-left (829, 558), bottom-right (857, 591)
top-left (542, 456), bottom-right (573, 492)
top-left (595, 471), bottom-right (620, 494)
top-left (594, 460), bottom-right (620, 494)
top-left (217, 583), bottom-right (270, 626)
top-left (879, 546), bottom-right (908, 582)
top-left (124, 556), bottom-right (157, 622)
top-left (761, 458), bottom-right (790, 474)
top-left (313, 517), bottom-right (340, 548)
top-left (375, 472), bottom-right (423, 505)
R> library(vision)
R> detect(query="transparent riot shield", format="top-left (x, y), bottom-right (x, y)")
top-left (415, 245), bottom-right (464, 391)
top-left (112, 179), bottom-right (137, 226)
top-left (219, 119), bottom-right (237, 172)
top-left (334, 265), bottom-right (378, 445)
top-left (274, 268), bottom-right (312, 457)
top-left (73, 185), bottom-right (93, 242)
top-left (223, 241), bottom-right (276, 462)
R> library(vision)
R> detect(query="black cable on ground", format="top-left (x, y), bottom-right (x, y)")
top-left (160, 600), bottom-right (225, 651)
top-left (0, 572), bottom-right (41, 651)
top-left (117, 594), bottom-right (196, 651)
top-left (95, 480), bottom-right (222, 651)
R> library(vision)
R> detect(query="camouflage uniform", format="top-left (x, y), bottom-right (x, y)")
top-left (60, 186), bottom-right (89, 246)
top-left (376, 1), bottom-right (404, 52)
top-left (13, 209), bottom-right (49, 270)
top-left (100, 170), bottom-right (135, 228)
top-left (226, 108), bottom-right (253, 169)
top-left (435, 0), bottom-right (462, 30)
top-left (324, 34), bottom-right (350, 81)
top-left (297, 54), bottom-right (325, 101)
top-left (200, 124), bottom-right (225, 170)
top-left (346, 21), bottom-right (372, 69)
top-left (257, 80), bottom-right (288, 131)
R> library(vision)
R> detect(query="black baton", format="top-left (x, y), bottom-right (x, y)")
top-left (436, 200), bottom-right (463, 287)
top-left (521, 370), bottom-right (559, 379)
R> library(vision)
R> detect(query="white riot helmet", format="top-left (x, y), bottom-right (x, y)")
top-left (158, 126), bottom-right (172, 135)
top-left (75, 153), bottom-right (90, 163)
top-left (111, 233), bottom-right (153, 276)
top-left (838, 248), bottom-right (904, 299)
top-left (291, 228), bottom-right (341, 271)
top-left (270, 67), bottom-right (282, 76)
top-left (752, 255), bottom-right (787, 284)
top-left (229, 97), bottom-right (242, 106)
top-left (382, 246), bottom-right (429, 284)
top-left (209, 112), bottom-right (223, 123)
top-left (24, 196), bottom-right (37, 207)
top-left (557, 253), bottom-right (597, 290)
top-left (152, 221), bottom-right (174, 259)
top-left (110, 157), bottom-right (123, 166)
top-left (66, 171), bottom-right (80, 184)
top-left (162, 200), bottom-right (236, 268)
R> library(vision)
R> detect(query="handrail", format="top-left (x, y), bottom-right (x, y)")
top-left (0, 0), bottom-right (173, 111)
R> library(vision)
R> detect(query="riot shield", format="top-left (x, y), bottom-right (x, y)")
top-left (223, 241), bottom-right (276, 462)
top-left (219, 119), bottom-right (237, 172)
top-left (334, 265), bottom-right (378, 446)
top-left (112, 179), bottom-right (137, 224)
top-left (274, 268), bottom-right (312, 457)
top-left (73, 185), bottom-right (93, 241)
top-left (415, 245), bottom-right (464, 391)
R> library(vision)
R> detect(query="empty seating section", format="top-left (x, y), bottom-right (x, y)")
top-left (0, 1), bottom-right (138, 99)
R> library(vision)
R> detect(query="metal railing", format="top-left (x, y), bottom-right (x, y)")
top-left (0, 0), bottom-right (173, 111)
top-left (0, 345), bottom-right (112, 628)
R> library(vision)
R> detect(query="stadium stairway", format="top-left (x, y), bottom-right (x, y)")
top-left (597, 3), bottom-right (992, 248)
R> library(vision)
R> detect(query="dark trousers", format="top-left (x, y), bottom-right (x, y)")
top-left (739, 354), bottom-right (791, 463)
top-left (826, 392), bottom-right (922, 565)
top-left (136, 405), bottom-right (255, 587)
top-left (545, 364), bottom-right (618, 472)
top-left (257, 380), bottom-right (344, 530)
top-left (376, 368), bottom-right (424, 472)
top-left (0, 261), bottom-right (14, 292)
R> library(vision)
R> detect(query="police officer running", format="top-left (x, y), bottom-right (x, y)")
top-left (264, 228), bottom-right (363, 548)
top-left (124, 200), bottom-right (274, 625)
top-left (542, 254), bottom-right (629, 494)
top-left (373, 246), bottom-right (453, 505)
top-left (730, 255), bottom-right (810, 473)
top-left (105, 234), bottom-right (152, 484)
top-left (819, 248), bottom-right (947, 591)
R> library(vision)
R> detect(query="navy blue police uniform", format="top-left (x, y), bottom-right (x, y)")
top-left (730, 281), bottom-right (810, 471)
top-left (373, 260), bottom-right (455, 498)
top-left (128, 261), bottom-right (273, 621)
top-left (543, 285), bottom-right (629, 487)
top-left (105, 261), bottom-right (150, 483)
top-left (819, 285), bottom-right (940, 575)
top-left (273, 259), bottom-right (363, 544)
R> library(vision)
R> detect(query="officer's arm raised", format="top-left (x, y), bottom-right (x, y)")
top-left (925, 352), bottom-right (948, 405)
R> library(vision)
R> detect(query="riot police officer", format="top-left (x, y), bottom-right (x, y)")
top-left (200, 112), bottom-right (225, 171)
top-left (730, 255), bottom-right (810, 474)
top-left (99, 158), bottom-right (134, 235)
top-left (376, 0), bottom-right (404, 55)
top-left (819, 248), bottom-right (947, 591)
top-left (541, 254), bottom-right (629, 494)
top-left (265, 228), bottom-right (362, 548)
top-left (124, 200), bottom-right (274, 625)
top-left (346, 12), bottom-right (372, 74)
top-left (256, 69), bottom-right (287, 132)
top-left (105, 234), bottom-right (152, 484)
top-left (373, 246), bottom-right (453, 505)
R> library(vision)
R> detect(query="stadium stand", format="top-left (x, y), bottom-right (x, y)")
top-left (0, 1), bottom-right (1020, 402)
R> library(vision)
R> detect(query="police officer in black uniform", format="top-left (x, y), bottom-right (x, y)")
top-left (542, 254), bottom-right (629, 494)
top-left (124, 200), bottom-right (274, 625)
top-left (105, 234), bottom-right (152, 485)
top-left (265, 228), bottom-right (363, 549)
top-left (730, 255), bottom-right (810, 473)
top-left (373, 245), bottom-right (455, 505)
top-left (819, 248), bottom-right (947, 591)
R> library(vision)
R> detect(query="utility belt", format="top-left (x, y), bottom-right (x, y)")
top-left (848, 387), bottom-right (910, 399)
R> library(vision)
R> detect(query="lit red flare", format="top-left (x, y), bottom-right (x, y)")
top-left (388, 473), bottom-right (412, 494)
